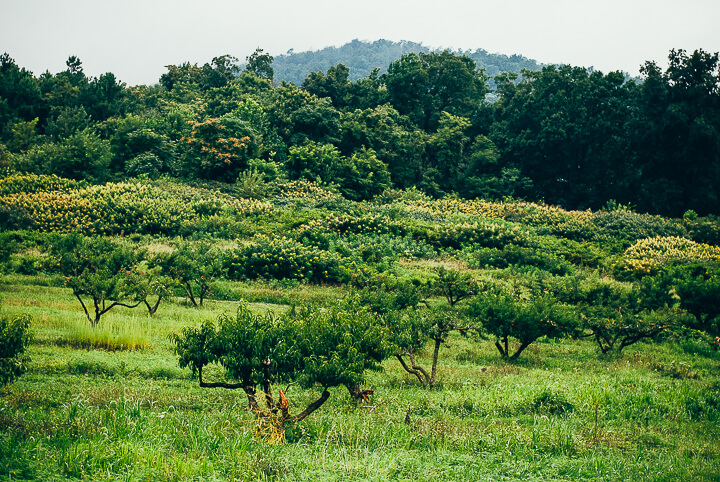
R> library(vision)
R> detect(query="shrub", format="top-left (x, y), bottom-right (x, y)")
top-left (626, 236), bottom-right (720, 263)
top-left (0, 173), bottom-right (87, 196)
top-left (683, 214), bottom-right (720, 247)
top-left (424, 220), bottom-right (531, 250)
top-left (463, 245), bottom-right (574, 276)
top-left (0, 175), bottom-right (273, 236)
top-left (591, 210), bottom-right (686, 242)
top-left (0, 312), bottom-right (33, 387)
top-left (226, 236), bottom-right (341, 283)
top-left (329, 233), bottom-right (437, 269)
top-left (296, 213), bottom-right (407, 243)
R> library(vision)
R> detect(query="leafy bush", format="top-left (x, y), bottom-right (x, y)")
top-left (226, 236), bottom-right (341, 283)
top-left (329, 233), bottom-right (437, 268)
top-left (351, 276), bottom-right (428, 315)
top-left (591, 210), bottom-right (686, 242)
top-left (464, 244), bottom-right (574, 275)
top-left (0, 312), bottom-right (33, 387)
top-left (0, 173), bottom-right (87, 196)
top-left (273, 179), bottom-right (347, 209)
top-left (296, 213), bottom-right (407, 242)
top-left (684, 214), bottom-right (720, 246)
top-left (424, 220), bottom-right (531, 250)
top-left (372, 187), bottom-right (431, 205)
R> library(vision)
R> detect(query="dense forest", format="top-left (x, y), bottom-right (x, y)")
top-left (1, 44), bottom-right (719, 219)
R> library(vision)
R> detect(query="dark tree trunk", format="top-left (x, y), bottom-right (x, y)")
top-left (292, 388), bottom-right (331, 422)
top-left (144, 296), bottom-right (162, 315)
top-left (429, 337), bottom-right (442, 389)
top-left (395, 354), bottom-right (426, 386)
top-left (182, 282), bottom-right (197, 307)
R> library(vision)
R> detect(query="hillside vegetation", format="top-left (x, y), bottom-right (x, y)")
top-left (271, 39), bottom-right (543, 88)
top-left (1, 45), bottom-right (720, 480)
top-left (1, 170), bottom-right (720, 480)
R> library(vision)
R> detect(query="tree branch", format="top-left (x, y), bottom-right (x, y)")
top-left (291, 388), bottom-right (331, 422)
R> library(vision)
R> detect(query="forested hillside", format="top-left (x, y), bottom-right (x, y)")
top-left (270, 39), bottom-right (543, 88)
top-left (1, 47), bottom-right (719, 219)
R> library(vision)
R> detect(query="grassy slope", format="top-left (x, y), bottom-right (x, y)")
top-left (1, 278), bottom-right (719, 481)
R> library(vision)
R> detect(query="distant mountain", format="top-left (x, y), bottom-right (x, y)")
top-left (271, 39), bottom-right (544, 89)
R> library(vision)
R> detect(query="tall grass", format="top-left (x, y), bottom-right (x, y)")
top-left (58, 316), bottom-right (153, 351)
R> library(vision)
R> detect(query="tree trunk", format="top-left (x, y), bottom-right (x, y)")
top-left (144, 296), bottom-right (162, 315)
top-left (292, 388), bottom-right (331, 422)
top-left (494, 338), bottom-right (508, 358)
top-left (182, 282), bottom-right (197, 307)
top-left (395, 354), bottom-right (426, 386)
top-left (509, 340), bottom-right (532, 361)
top-left (408, 353), bottom-right (431, 386)
top-left (429, 337), bottom-right (442, 389)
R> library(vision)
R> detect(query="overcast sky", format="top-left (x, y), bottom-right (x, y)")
top-left (1, 0), bottom-right (718, 86)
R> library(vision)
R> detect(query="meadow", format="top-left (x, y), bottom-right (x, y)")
top-left (1, 274), bottom-right (719, 481)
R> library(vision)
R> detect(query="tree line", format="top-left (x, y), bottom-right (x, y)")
top-left (1, 47), bottom-right (719, 217)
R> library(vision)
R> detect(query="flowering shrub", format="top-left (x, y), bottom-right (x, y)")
top-left (296, 214), bottom-right (407, 245)
top-left (273, 179), bottom-right (346, 209)
top-left (0, 175), bottom-right (272, 236)
top-left (226, 236), bottom-right (341, 283)
top-left (625, 236), bottom-right (720, 263)
top-left (0, 173), bottom-right (87, 195)
top-left (425, 221), bottom-right (532, 250)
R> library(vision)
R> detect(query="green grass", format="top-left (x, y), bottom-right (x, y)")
top-left (1, 279), bottom-right (720, 481)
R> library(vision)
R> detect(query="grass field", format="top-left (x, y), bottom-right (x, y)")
top-left (2, 275), bottom-right (719, 481)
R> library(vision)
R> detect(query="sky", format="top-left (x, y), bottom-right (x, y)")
top-left (1, 0), bottom-right (718, 86)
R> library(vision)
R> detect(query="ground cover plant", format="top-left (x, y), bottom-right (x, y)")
top-left (2, 172), bottom-right (720, 480)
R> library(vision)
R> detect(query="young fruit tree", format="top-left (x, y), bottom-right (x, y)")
top-left (53, 234), bottom-right (143, 326)
top-left (469, 287), bottom-right (578, 360)
top-left (576, 281), bottom-right (689, 354)
top-left (170, 301), bottom-right (390, 438)
top-left (386, 306), bottom-right (468, 389)
top-left (163, 241), bottom-right (222, 307)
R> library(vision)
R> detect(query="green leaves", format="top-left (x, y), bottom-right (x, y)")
top-left (170, 300), bottom-right (390, 422)
top-left (0, 312), bottom-right (33, 387)
top-left (53, 234), bottom-right (142, 325)
top-left (469, 286), bottom-right (578, 360)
